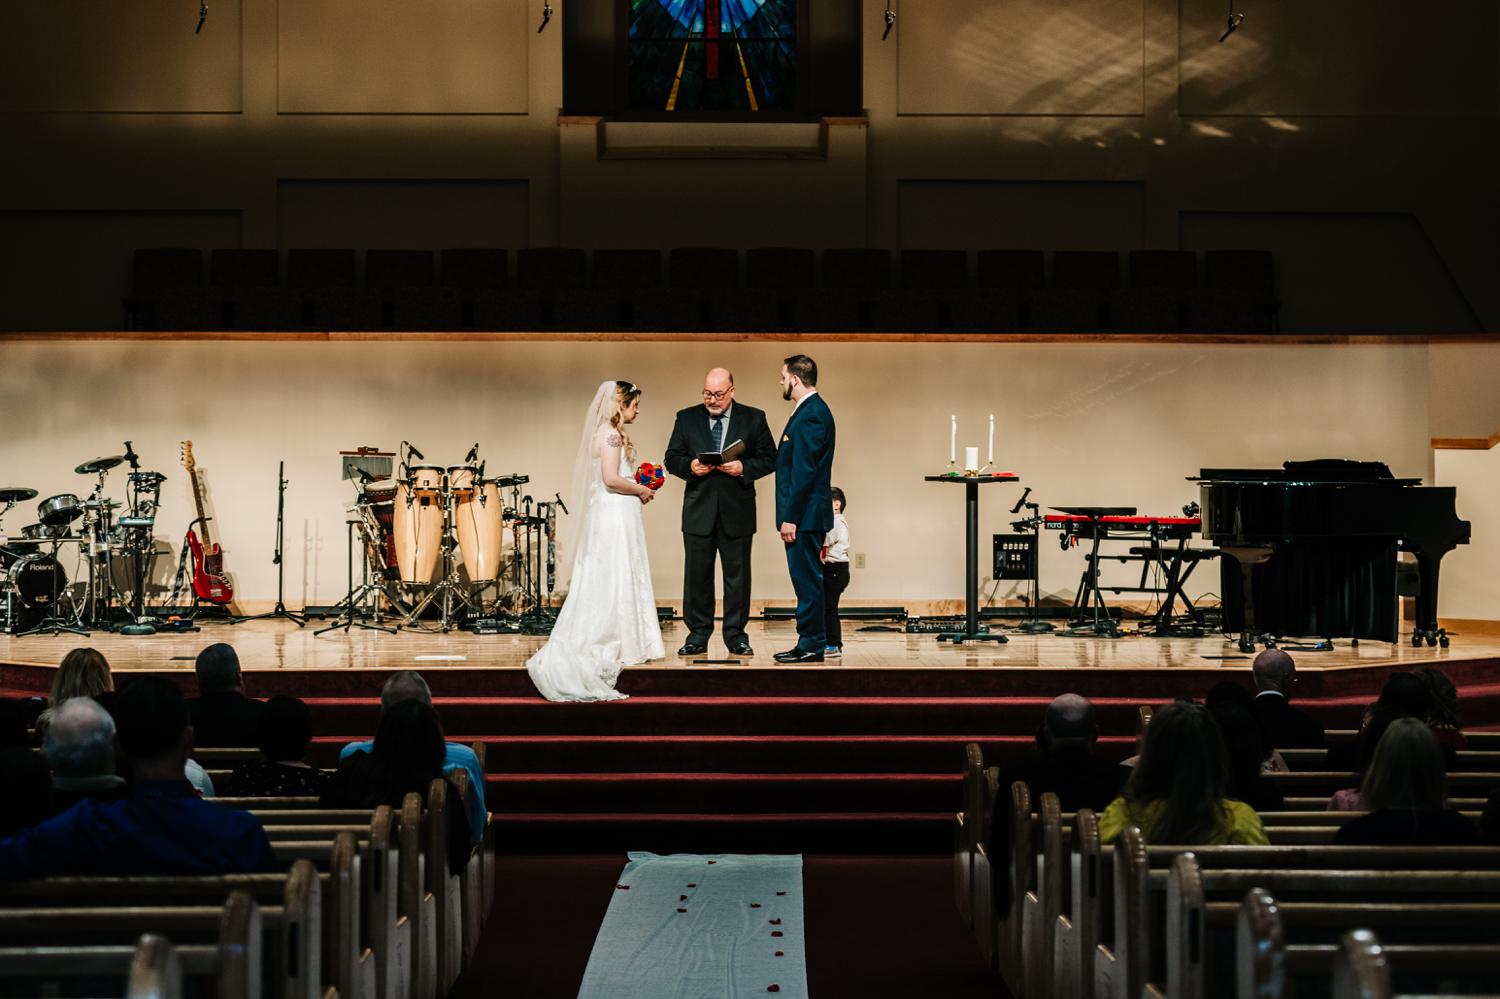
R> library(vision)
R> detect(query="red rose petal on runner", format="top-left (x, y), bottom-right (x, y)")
top-left (776, 891), bottom-right (786, 896)
top-left (775, 951), bottom-right (784, 957)
top-left (677, 908), bottom-right (687, 913)
top-left (687, 883), bottom-right (697, 888)
top-left (708, 860), bottom-right (717, 865)
top-left (616, 885), bottom-right (630, 890)
top-left (680, 895), bottom-right (688, 901)
top-left (771, 931), bottom-right (783, 937)
top-left (767, 987), bottom-right (780, 993)
top-left (750, 903), bottom-right (761, 908)
top-left (769, 918), bottom-right (782, 924)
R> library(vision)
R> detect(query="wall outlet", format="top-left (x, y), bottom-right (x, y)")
top-left (854, 552), bottom-right (866, 569)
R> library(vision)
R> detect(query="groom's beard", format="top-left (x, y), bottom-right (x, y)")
top-left (782, 385), bottom-right (792, 401)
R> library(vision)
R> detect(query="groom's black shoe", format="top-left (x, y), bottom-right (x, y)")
top-left (773, 647), bottom-right (824, 664)
top-left (728, 641), bottom-right (754, 656)
top-left (677, 642), bottom-right (708, 656)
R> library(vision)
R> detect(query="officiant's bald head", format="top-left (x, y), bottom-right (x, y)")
top-left (703, 368), bottom-right (735, 416)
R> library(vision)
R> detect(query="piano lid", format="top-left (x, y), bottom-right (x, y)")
top-left (1191, 458), bottom-right (1421, 486)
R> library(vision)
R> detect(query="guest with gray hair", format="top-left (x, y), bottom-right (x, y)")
top-left (339, 670), bottom-right (486, 840)
top-left (43, 696), bottom-right (127, 815)
top-left (186, 643), bottom-right (265, 747)
top-left (1250, 648), bottom-right (1326, 749)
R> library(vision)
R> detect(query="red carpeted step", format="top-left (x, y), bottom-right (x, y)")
top-left (485, 772), bottom-right (961, 814)
top-left (300, 695), bottom-right (1155, 736)
top-left (308, 732), bottom-right (1136, 772)
top-left (493, 811), bottom-right (953, 854)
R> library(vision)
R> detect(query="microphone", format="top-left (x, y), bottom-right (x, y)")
top-left (537, 1), bottom-right (552, 32)
top-left (405, 441), bottom-right (426, 461)
top-left (1218, 11), bottom-right (1243, 42)
top-left (554, 491), bottom-right (568, 516)
top-left (195, 1), bottom-right (207, 33)
top-left (1010, 486), bottom-right (1032, 515)
top-left (466, 442), bottom-right (478, 464)
top-left (123, 440), bottom-right (140, 470)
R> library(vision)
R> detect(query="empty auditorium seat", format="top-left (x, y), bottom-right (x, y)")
top-left (1050, 251), bottom-right (1120, 291)
top-left (669, 247), bottom-right (739, 290)
top-left (440, 248), bottom-right (509, 291)
top-left (1204, 248), bottom-right (1279, 332)
top-left (209, 249), bottom-right (280, 288)
top-left (745, 247), bottom-right (816, 290)
top-left (310, 287), bottom-right (381, 331)
top-left (124, 248), bottom-right (206, 329)
top-left (473, 288), bottom-right (542, 330)
top-left (515, 247), bottom-right (587, 290)
top-left (394, 287), bottom-right (463, 331)
top-left (1128, 250), bottom-right (1198, 290)
top-left (951, 292), bottom-right (1023, 333)
top-left (899, 250), bottom-right (969, 291)
top-left (976, 250), bottom-right (1045, 292)
top-left (822, 248), bottom-right (892, 290)
top-left (286, 248), bottom-right (357, 290)
top-left (364, 249), bottom-right (435, 295)
top-left (592, 249), bottom-right (663, 290)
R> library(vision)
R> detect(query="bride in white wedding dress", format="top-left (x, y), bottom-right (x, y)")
top-left (527, 380), bottom-right (665, 702)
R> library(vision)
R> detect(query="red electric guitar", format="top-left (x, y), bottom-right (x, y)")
top-left (180, 441), bottom-right (234, 604)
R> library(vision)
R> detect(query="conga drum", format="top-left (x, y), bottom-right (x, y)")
top-left (455, 478), bottom-right (504, 582)
top-left (447, 464), bottom-right (479, 498)
top-left (393, 465), bottom-right (444, 584)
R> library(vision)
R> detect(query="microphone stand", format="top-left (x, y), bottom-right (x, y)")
top-left (233, 461), bottom-right (306, 626)
top-left (1012, 490), bottom-right (1053, 633)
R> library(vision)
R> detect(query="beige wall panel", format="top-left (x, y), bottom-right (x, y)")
top-left (895, 0), bottom-right (1144, 115)
top-left (1179, 0), bottom-right (1499, 116)
top-left (898, 181), bottom-right (1145, 250)
top-left (1428, 343), bottom-right (1500, 441)
top-left (1435, 446), bottom-right (1500, 621)
top-left (0, 341), bottom-right (1428, 613)
top-left (278, 0), bottom-right (530, 113)
top-left (1181, 212), bottom-right (1480, 334)
top-left (0, 0), bottom-right (242, 112)
top-left (0, 211), bottom-right (241, 330)
top-left (277, 180), bottom-right (529, 254)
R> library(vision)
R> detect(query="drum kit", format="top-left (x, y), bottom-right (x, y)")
top-left (325, 442), bottom-right (561, 634)
top-left (0, 444), bottom-right (166, 635)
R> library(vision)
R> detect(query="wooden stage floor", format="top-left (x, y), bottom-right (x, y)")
top-left (3, 617), bottom-right (1496, 677)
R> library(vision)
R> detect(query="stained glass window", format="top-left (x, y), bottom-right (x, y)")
top-left (628, 0), bottom-right (798, 113)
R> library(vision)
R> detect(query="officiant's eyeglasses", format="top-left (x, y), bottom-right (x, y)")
top-left (702, 389), bottom-right (732, 401)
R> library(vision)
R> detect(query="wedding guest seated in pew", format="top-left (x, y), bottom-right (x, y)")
top-left (986, 693), bottom-right (1129, 911)
top-left (339, 670), bottom-right (486, 839)
top-left (1250, 648), bottom-right (1325, 749)
top-left (34, 647), bottom-right (114, 739)
top-left (1206, 695), bottom-right (1286, 812)
top-left (1414, 666), bottom-right (1468, 753)
top-left (186, 642), bottom-right (265, 748)
top-left (1099, 700), bottom-right (1269, 845)
top-left (0, 748), bottom-right (51, 834)
top-left (323, 698), bottom-right (473, 873)
top-left (1330, 672), bottom-right (1453, 810)
top-left (0, 676), bottom-right (275, 877)
top-left (42, 696), bottom-right (127, 814)
top-left (1333, 717), bottom-right (1480, 846)
top-left (224, 695), bottom-right (329, 797)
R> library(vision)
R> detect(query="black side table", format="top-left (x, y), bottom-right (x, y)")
top-left (924, 474), bottom-right (1021, 644)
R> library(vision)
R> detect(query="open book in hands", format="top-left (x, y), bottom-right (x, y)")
top-left (695, 439), bottom-right (746, 466)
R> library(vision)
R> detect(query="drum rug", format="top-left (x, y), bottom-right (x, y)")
top-left (577, 852), bottom-right (808, 999)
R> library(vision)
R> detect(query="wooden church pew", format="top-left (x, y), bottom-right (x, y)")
top-left (0, 933), bottom-right (184, 999)
top-left (953, 742), bottom-right (985, 930)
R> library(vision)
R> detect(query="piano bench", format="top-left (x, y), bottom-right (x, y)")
top-left (1126, 546), bottom-right (1220, 561)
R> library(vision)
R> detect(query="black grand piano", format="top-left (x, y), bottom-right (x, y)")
top-left (1194, 459), bottom-right (1469, 651)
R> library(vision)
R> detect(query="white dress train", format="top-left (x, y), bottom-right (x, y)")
top-left (527, 437), bottom-right (664, 701)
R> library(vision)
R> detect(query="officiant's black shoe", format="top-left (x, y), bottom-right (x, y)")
top-left (677, 642), bottom-right (708, 656)
top-left (728, 641), bottom-right (754, 656)
top-left (773, 648), bottom-right (824, 664)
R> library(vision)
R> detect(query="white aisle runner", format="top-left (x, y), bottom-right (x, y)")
top-left (577, 852), bottom-right (809, 999)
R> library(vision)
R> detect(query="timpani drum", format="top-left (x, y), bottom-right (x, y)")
top-left (455, 478), bottom-right (512, 582)
top-left (393, 465), bottom-right (444, 584)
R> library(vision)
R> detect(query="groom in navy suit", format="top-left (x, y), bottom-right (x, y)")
top-left (774, 354), bottom-right (837, 664)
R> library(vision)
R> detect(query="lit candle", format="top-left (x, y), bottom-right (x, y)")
top-left (987, 414), bottom-right (995, 466)
top-left (950, 415), bottom-right (957, 464)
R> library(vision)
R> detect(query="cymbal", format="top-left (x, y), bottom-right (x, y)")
top-left (76, 455), bottom-right (125, 475)
top-left (0, 487), bottom-right (38, 503)
top-left (83, 498), bottom-right (122, 510)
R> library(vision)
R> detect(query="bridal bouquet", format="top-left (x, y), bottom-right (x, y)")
top-left (635, 461), bottom-right (665, 490)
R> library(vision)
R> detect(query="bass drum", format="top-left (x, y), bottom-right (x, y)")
top-left (6, 553), bottom-right (68, 608)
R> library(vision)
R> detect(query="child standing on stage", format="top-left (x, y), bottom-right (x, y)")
top-left (823, 487), bottom-right (851, 658)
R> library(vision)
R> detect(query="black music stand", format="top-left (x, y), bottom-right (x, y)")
top-left (924, 473), bottom-right (1019, 644)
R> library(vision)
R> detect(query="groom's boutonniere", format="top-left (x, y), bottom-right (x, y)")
top-left (781, 435), bottom-right (790, 443)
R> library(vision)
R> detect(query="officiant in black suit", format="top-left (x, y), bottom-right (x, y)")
top-left (665, 368), bottom-right (778, 657)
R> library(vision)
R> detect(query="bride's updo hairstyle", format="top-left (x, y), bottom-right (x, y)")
top-left (609, 380), bottom-right (642, 462)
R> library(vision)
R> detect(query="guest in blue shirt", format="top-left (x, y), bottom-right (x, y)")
top-left (339, 671), bottom-right (486, 842)
top-left (0, 676), bottom-right (275, 878)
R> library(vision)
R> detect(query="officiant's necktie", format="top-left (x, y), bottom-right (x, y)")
top-left (711, 415), bottom-right (725, 453)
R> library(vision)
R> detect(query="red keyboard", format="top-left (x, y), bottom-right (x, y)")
top-left (1042, 513), bottom-right (1201, 537)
